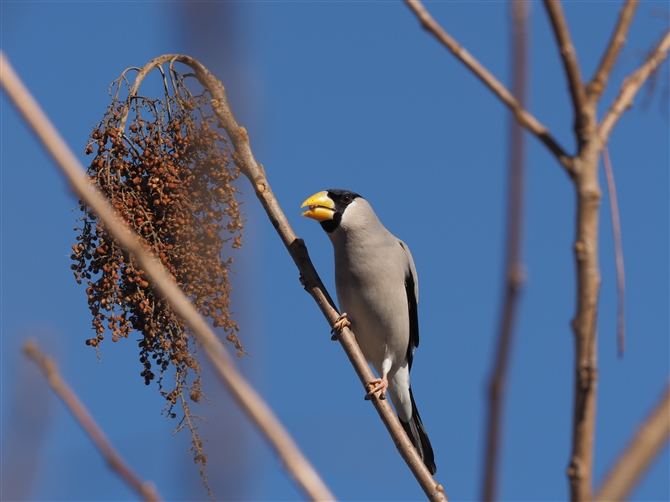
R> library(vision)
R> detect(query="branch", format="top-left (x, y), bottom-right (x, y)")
top-left (0, 51), bottom-right (335, 502)
top-left (599, 29), bottom-right (670, 141)
top-left (175, 54), bottom-right (449, 502)
top-left (567, 147), bottom-right (603, 502)
top-left (587, 0), bottom-right (640, 101)
top-left (482, 2), bottom-right (528, 501)
top-left (542, 0), bottom-right (589, 140)
top-left (22, 340), bottom-right (163, 502)
top-left (565, 10), bottom-right (667, 502)
top-left (602, 148), bottom-right (626, 357)
top-left (402, 0), bottom-right (573, 173)
top-left (595, 381), bottom-right (670, 501)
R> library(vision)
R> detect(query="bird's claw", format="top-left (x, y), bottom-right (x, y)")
top-left (364, 377), bottom-right (388, 400)
top-left (331, 313), bottom-right (350, 340)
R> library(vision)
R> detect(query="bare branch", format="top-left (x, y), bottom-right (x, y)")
top-left (602, 147), bottom-right (626, 357)
top-left (542, 0), bottom-right (589, 140)
top-left (0, 51), bottom-right (335, 502)
top-left (595, 381), bottom-right (670, 501)
top-left (599, 29), bottom-right (670, 141)
top-left (22, 340), bottom-right (163, 502)
top-left (567, 140), bottom-right (605, 502)
top-left (482, 2), bottom-right (529, 501)
top-left (562, 10), bottom-right (666, 502)
top-left (174, 54), bottom-right (449, 502)
top-left (402, 0), bottom-right (573, 172)
top-left (587, 0), bottom-right (640, 101)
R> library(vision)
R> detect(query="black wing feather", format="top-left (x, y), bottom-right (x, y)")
top-left (399, 241), bottom-right (419, 371)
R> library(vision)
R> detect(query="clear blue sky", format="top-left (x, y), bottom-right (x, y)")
top-left (2, 2), bottom-right (668, 501)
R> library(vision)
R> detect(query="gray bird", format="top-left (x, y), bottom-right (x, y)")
top-left (301, 189), bottom-right (436, 475)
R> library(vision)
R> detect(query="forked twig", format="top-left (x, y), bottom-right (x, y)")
top-left (599, 29), bottom-right (670, 141)
top-left (0, 51), bottom-right (335, 502)
top-left (403, 0), bottom-right (573, 172)
top-left (602, 147), bottom-right (626, 357)
top-left (23, 340), bottom-right (163, 502)
top-left (587, 0), bottom-right (640, 100)
top-left (482, 2), bottom-right (529, 501)
top-left (595, 381), bottom-right (670, 501)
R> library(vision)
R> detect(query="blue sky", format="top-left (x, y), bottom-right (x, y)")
top-left (1, 2), bottom-right (668, 501)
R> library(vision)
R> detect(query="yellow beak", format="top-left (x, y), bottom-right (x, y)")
top-left (301, 191), bottom-right (336, 222)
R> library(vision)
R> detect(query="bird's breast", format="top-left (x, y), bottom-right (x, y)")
top-left (334, 242), bottom-right (410, 374)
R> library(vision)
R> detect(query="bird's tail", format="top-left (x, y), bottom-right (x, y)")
top-left (399, 387), bottom-right (436, 475)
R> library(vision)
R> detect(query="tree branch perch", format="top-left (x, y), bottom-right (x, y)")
top-left (177, 54), bottom-right (448, 502)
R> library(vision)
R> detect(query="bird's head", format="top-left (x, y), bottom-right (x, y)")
top-left (301, 189), bottom-right (362, 233)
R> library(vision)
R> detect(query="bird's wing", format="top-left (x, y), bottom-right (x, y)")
top-left (399, 240), bottom-right (419, 371)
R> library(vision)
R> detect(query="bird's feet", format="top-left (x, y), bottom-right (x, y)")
top-left (331, 313), bottom-right (350, 340)
top-left (365, 377), bottom-right (388, 400)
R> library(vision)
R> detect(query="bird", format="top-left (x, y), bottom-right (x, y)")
top-left (301, 189), bottom-right (436, 475)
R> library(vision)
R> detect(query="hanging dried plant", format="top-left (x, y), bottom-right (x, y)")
top-left (70, 62), bottom-right (244, 495)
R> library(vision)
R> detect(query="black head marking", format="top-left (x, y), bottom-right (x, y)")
top-left (320, 189), bottom-right (363, 233)
top-left (327, 189), bottom-right (362, 212)
top-left (320, 214), bottom-right (341, 233)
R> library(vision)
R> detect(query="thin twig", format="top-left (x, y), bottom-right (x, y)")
top-left (587, 0), bottom-right (640, 101)
top-left (599, 29), bottom-right (670, 141)
top-left (0, 51), bottom-right (335, 502)
top-left (595, 381), bottom-right (670, 501)
top-left (402, 0), bottom-right (573, 173)
top-left (22, 340), bottom-right (163, 502)
top-left (602, 147), bottom-right (626, 357)
top-left (542, 0), bottom-right (588, 142)
top-left (482, 2), bottom-right (529, 501)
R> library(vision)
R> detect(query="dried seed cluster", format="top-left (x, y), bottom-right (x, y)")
top-left (70, 65), bottom-right (247, 499)
top-left (71, 74), bottom-right (244, 399)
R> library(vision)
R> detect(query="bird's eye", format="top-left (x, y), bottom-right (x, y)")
top-left (341, 195), bottom-right (352, 204)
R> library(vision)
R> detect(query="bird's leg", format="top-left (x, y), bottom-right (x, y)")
top-left (331, 312), bottom-right (350, 340)
top-left (365, 372), bottom-right (389, 400)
